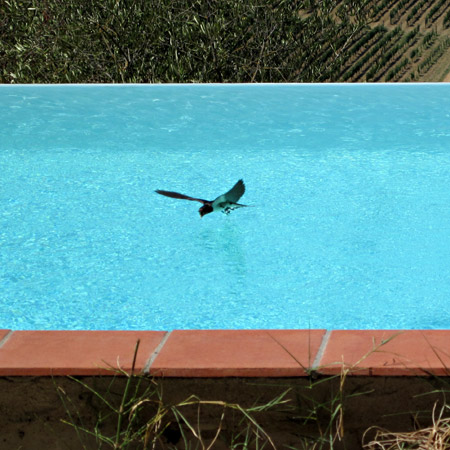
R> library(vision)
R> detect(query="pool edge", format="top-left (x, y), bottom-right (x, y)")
top-left (0, 329), bottom-right (449, 377)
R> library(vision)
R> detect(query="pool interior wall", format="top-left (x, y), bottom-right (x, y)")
top-left (2, 375), bottom-right (449, 450)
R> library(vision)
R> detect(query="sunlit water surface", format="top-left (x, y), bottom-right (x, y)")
top-left (1, 84), bottom-right (450, 330)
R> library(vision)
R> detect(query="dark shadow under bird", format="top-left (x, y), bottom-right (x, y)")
top-left (155, 179), bottom-right (248, 218)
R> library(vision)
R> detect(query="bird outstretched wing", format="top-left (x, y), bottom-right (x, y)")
top-left (217, 179), bottom-right (245, 203)
top-left (155, 190), bottom-right (208, 204)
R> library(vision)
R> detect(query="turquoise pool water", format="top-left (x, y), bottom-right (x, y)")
top-left (1, 84), bottom-right (450, 330)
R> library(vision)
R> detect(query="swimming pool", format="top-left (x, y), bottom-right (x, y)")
top-left (1, 84), bottom-right (450, 330)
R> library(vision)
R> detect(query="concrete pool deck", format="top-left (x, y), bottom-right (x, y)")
top-left (1, 329), bottom-right (450, 377)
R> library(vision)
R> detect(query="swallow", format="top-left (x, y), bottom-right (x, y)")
top-left (155, 179), bottom-right (248, 218)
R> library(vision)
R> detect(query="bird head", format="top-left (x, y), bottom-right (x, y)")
top-left (199, 204), bottom-right (213, 218)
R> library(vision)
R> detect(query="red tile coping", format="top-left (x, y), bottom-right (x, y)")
top-left (0, 329), bottom-right (11, 343)
top-left (318, 330), bottom-right (450, 376)
top-left (150, 329), bottom-right (325, 377)
top-left (0, 329), bottom-right (449, 377)
top-left (0, 331), bottom-right (166, 376)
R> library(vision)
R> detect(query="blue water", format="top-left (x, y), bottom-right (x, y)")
top-left (1, 84), bottom-right (450, 330)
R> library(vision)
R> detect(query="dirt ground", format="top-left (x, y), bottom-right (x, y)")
top-left (1, 375), bottom-right (450, 450)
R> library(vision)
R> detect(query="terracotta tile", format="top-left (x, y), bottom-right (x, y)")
top-left (0, 330), bottom-right (11, 345)
top-left (0, 330), bottom-right (166, 376)
top-left (150, 329), bottom-right (326, 377)
top-left (317, 330), bottom-right (450, 376)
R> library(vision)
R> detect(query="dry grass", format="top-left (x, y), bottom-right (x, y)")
top-left (364, 404), bottom-right (450, 450)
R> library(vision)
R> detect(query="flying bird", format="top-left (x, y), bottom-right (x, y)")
top-left (155, 179), bottom-right (248, 217)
